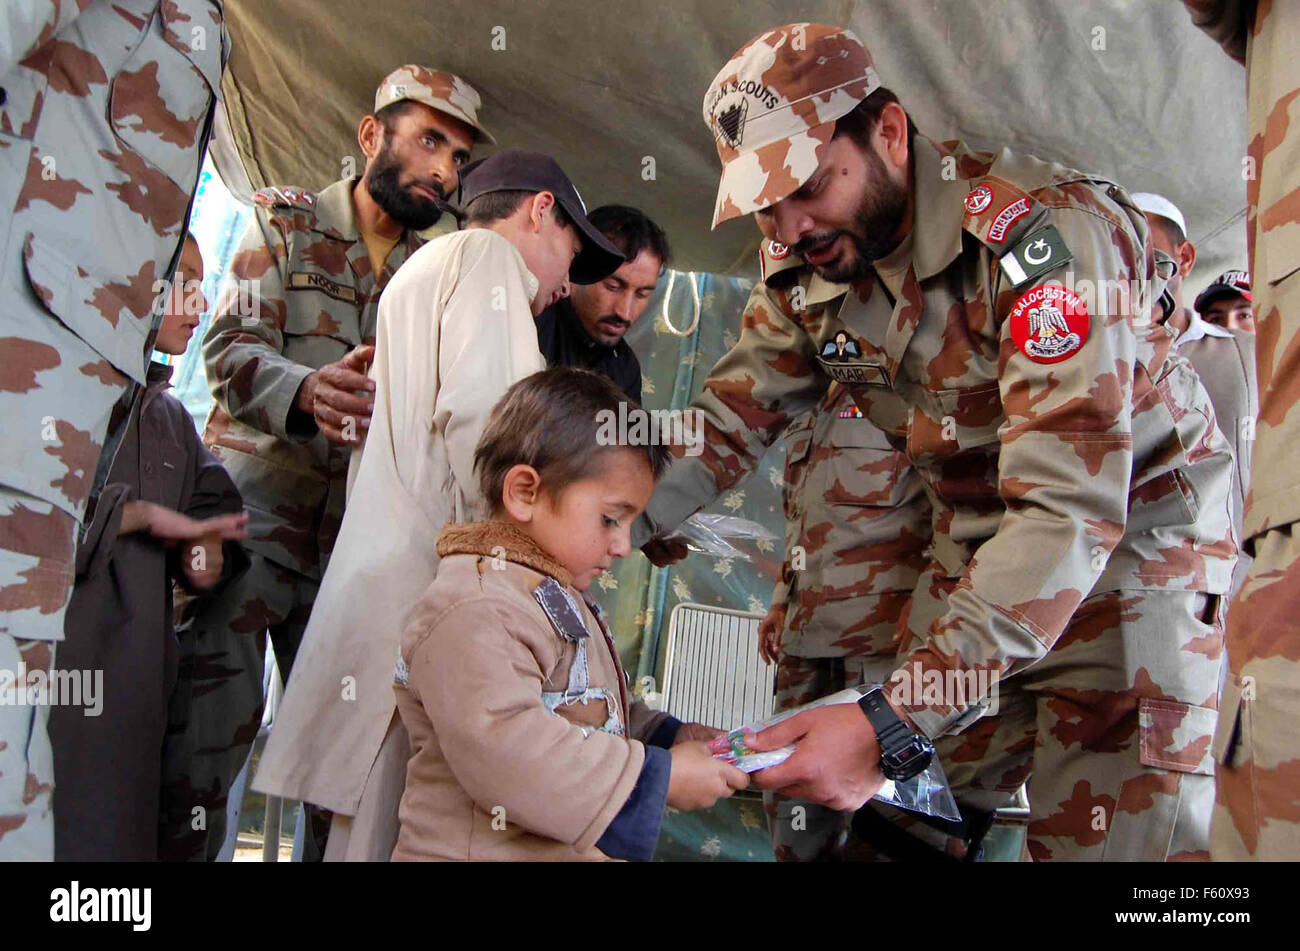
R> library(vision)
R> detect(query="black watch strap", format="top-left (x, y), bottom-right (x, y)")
top-left (857, 687), bottom-right (934, 782)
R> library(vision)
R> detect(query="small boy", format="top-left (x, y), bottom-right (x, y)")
top-left (47, 234), bottom-right (249, 861)
top-left (392, 367), bottom-right (748, 861)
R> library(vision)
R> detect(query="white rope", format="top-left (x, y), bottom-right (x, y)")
top-left (659, 270), bottom-right (701, 337)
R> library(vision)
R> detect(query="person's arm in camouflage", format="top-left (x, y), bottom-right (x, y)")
top-left (894, 202), bottom-right (1150, 739)
top-left (202, 208), bottom-right (318, 444)
top-left (632, 280), bottom-right (829, 548)
top-left (0, 0), bottom-right (92, 76)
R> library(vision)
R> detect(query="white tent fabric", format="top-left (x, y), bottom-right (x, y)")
top-left (210, 0), bottom-right (1248, 294)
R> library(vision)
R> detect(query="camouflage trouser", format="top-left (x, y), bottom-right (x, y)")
top-left (884, 577), bottom-right (1224, 861)
top-left (0, 636), bottom-right (56, 859)
top-left (159, 553), bottom-right (318, 861)
top-left (764, 652), bottom-right (899, 861)
top-left (1211, 525), bottom-right (1300, 859)
top-left (0, 489), bottom-right (77, 860)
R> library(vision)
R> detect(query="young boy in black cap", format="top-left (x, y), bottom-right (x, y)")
top-left (255, 150), bottom-right (626, 862)
top-left (1195, 269), bottom-right (1255, 334)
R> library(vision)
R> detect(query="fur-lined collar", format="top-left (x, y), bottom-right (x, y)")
top-left (436, 521), bottom-right (573, 588)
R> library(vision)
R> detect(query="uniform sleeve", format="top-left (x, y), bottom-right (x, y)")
top-left (0, 0), bottom-right (91, 75)
top-left (201, 208), bottom-right (317, 445)
top-left (632, 281), bottom-right (828, 547)
top-left (895, 203), bottom-right (1149, 739)
top-left (433, 244), bottom-right (546, 511)
top-left (1183, 0), bottom-right (1250, 64)
top-left (408, 598), bottom-right (650, 852)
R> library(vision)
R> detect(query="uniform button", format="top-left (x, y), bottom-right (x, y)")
top-left (0, 88), bottom-right (7, 107)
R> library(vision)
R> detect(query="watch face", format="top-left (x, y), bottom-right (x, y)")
top-left (882, 737), bottom-right (935, 782)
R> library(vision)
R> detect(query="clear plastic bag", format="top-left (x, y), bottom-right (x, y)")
top-left (664, 513), bottom-right (778, 561)
top-left (708, 684), bottom-right (961, 821)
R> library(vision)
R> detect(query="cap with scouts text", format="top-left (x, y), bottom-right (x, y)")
top-left (458, 150), bottom-right (625, 284)
top-left (1194, 269), bottom-right (1252, 313)
top-left (375, 65), bottom-right (496, 144)
top-left (702, 23), bottom-right (881, 228)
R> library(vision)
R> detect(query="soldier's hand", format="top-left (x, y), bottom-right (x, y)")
top-left (642, 536), bottom-right (689, 567)
top-left (758, 604), bottom-right (786, 664)
top-left (667, 741), bottom-right (750, 811)
top-left (673, 721), bottom-right (725, 744)
top-left (745, 704), bottom-right (886, 811)
top-left (309, 345), bottom-right (376, 445)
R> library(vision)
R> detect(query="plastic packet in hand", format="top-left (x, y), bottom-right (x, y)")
top-left (664, 513), bottom-right (778, 561)
top-left (710, 685), bottom-right (961, 821)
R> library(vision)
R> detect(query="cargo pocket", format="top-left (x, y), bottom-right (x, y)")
top-left (109, 0), bottom-right (222, 187)
top-left (22, 233), bottom-right (152, 384)
top-left (1138, 698), bottom-right (1216, 776)
top-left (935, 381), bottom-right (1003, 452)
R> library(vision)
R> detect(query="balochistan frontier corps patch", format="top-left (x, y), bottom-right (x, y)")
top-left (1008, 284), bottom-right (1090, 364)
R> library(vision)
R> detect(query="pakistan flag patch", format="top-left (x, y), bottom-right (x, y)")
top-left (999, 225), bottom-right (1073, 288)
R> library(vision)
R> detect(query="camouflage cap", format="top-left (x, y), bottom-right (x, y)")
top-left (702, 24), bottom-right (880, 228)
top-left (374, 65), bottom-right (496, 144)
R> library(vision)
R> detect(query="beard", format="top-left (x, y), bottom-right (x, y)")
top-left (365, 141), bottom-right (446, 231)
top-left (793, 146), bottom-right (909, 284)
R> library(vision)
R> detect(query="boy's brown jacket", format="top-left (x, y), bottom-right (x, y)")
top-left (392, 522), bottom-right (676, 861)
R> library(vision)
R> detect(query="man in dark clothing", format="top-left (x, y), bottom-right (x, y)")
top-left (534, 205), bottom-right (670, 404)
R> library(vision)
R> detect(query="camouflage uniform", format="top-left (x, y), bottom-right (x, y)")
top-left (1186, 0), bottom-right (1300, 860)
top-left (158, 179), bottom-right (429, 861)
top-left (637, 24), bottom-right (1237, 861)
top-left (766, 383), bottom-right (931, 861)
top-left (0, 0), bottom-right (226, 859)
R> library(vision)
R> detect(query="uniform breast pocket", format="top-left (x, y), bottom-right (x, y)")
top-left (109, 0), bottom-right (222, 186)
top-left (822, 420), bottom-right (911, 509)
top-left (935, 381), bottom-right (1004, 452)
top-left (283, 271), bottom-right (363, 346)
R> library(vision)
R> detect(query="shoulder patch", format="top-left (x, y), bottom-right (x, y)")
top-left (533, 577), bottom-right (589, 642)
top-left (253, 186), bottom-right (316, 210)
top-left (962, 177), bottom-right (1043, 249)
top-left (1008, 283), bottom-right (1090, 364)
top-left (998, 224), bottom-right (1073, 288)
top-left (759, 238), bottom-right (804, 285)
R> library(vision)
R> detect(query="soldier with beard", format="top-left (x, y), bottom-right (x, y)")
top-left (158, 66), bottom-right (494, 861)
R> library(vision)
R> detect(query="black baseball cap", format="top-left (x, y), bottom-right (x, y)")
top-left (1194, 269), bottom-right (1252, 314)
top-left (458, 150), bottom-right (625, 284)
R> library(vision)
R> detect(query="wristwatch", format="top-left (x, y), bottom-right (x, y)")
top-left (857, 687), bottom-right (934, 782)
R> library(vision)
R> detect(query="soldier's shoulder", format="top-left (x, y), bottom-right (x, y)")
top-left (959, 146), bottom-right (1126, 252)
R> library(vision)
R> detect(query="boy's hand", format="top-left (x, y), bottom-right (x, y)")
top-left (181, 534), bottom-right (226, 590)
top-left (757, 603), bottom-right (786, 665)
top-left (666, 741), bottom-right (748, 811)
top-left (122, 501), bottom-right (249, 544)
top-left (673, 721), bottom-right (724, 744)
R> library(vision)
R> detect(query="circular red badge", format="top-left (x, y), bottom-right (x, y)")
top-left (767, 240), bottom-right (790, 260)
top-left (1008, 284), bottom-right (1090, 364)
top-left (964, 185), bottom-right (993, 215)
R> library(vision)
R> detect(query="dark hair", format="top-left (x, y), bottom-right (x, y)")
top-left (832, 87), bottom-right (916, 148)
top-left (587, 205), bottom-right (671, 271)
top-left (474, 367), bottom-right (671, 515)
top-left (463, 189), bottom-right (573, 230)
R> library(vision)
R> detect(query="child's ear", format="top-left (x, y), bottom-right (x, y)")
top-left (501, 464), bottom-right (543, 521)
